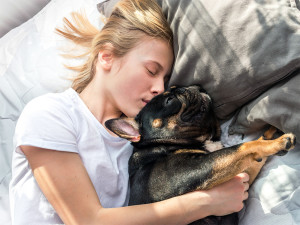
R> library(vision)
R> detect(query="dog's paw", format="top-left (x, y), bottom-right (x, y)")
top-left (276, 133), bottom-right (296, 156)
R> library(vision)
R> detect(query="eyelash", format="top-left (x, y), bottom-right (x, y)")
top-left (147, 68), bottom-right (171, 83)
top-left (147, 68), bottom-right (156, 76)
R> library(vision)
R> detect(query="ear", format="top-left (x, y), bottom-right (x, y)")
top-left (105, 118), bottom-right (141, 142)
top-left (98, 48), bottom-right (113, 71)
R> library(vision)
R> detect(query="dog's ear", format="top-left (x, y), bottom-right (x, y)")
top-left (105, 118), bottom-right (141, 142)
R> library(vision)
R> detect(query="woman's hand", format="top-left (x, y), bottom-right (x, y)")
top-left (204, 172), bottom-right (250, 216)
top-left (172, 173), bottom-right (249, 224)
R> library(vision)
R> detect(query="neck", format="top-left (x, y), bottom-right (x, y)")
top-left (79, 79), bottom-right (122, 126)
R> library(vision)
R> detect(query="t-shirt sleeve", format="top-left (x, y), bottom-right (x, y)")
top-left (14, 94), bottom-right (78, 153)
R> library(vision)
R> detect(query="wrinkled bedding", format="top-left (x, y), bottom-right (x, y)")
top-left (1, 0), bottom-right (300, 224)
top-left (221, 120), bottom-right (300, 224)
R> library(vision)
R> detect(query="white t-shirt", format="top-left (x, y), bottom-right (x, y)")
top-left (9, 88), bottom-right (133, 225)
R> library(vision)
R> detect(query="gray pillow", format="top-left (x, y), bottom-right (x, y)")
top-left (229, 71), bottom-right (300, 138)
top-left (98, 0), bottom-right (300, 124)
top-left (97, 0), bottom-right (119, 18)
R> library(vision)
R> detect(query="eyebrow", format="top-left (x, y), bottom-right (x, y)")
top-left (146, 60), bottom-right (163, 71)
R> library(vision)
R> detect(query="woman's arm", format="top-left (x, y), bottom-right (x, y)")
top-left (21, 146), bottom-right (248, 225)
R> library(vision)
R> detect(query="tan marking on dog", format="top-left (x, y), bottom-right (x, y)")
top-left (195, 135), bottom-right (210, 142)
top-left (200, 150), bottom-right (251, 190)
top-left (152, 118), bottom-right (163, 128)
top-left (167, 119), bottom-right (177, 130)
top-left (244, 158), bottom-right (267, 184)
top-left (258, 126), bottom-right (277, 140)
top-left (167, 103), bottom-right (186, 131)
top-left (174, 149), bottom-right (207, 154)
top-left (247, 126), bottom-right (278, 183)
top-left (166, 103), bottom-right (186, 130)
top-left (163, 91), bottom-right (170, 95)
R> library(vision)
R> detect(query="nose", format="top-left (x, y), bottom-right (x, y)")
top-left (151, 77), bottom-right (165, 96)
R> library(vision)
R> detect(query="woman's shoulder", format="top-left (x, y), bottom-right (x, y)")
top-left (15, 88), bottom-right (80, 153)
top-left (26, 88), bottom-right (76, 110)
top-left (20, 88), bottom-right (78, 121)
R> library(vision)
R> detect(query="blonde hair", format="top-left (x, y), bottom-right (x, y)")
top-left (56, 0), bottom-right (173, 93)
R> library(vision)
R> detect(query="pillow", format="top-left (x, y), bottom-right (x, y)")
top-left (97, 0), bottom-right (119, 17)
top-left (98, 0), bottom-right (300, 120)
top-left (0, 0), bottom-right (50, 37)
top-left (0, 0), bottom-right (105, 224)
top-left (228, 70), bottom-right (300, 138)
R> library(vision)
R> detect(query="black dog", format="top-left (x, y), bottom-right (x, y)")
top-left (105, 85), bottom-right (296, 225)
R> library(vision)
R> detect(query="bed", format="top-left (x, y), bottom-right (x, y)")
top-left (1, 0), bottom-right (300, 224)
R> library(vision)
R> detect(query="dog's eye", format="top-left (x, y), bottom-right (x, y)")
top-left (164, 96), bottom-right (175, 105)
top-left (200, 104), bottom-right (206, 112)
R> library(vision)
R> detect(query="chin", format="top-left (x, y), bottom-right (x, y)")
top-left (124, 109), bottom-right (140, 118)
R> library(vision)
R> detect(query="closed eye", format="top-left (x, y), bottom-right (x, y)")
top-left (145, 61), bottom-right (159, 76)
top-left (164, 96), bottom-right (175, 105)
top-left (147, 68), bottom-right (156, 75)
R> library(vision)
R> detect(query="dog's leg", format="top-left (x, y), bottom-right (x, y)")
top-left (244, 126), bottom-right (278, 185)
top-left (201, 133), bottom-right (296, 190)
top-left (243, 158), bottom-right (267, 185)
top-left (258, 126), bottom-right (278, 140)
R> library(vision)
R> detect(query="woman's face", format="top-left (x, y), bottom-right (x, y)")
top-left (107, 37), bottom-right (174, 118)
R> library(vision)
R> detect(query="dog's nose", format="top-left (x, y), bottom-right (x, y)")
top-left (174, 87), bottom-right (186, 94)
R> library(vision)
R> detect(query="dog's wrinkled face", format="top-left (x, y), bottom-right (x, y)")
top-left (105, 85), bottom-right (220, 147)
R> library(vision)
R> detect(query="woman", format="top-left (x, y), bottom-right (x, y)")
top-left (9, 0), bottom-right (249, 224)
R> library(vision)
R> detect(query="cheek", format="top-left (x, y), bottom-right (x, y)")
top-left (114, 79), bottom-right (141, 105)
top-left (119, 73), bottom-right (148, 95)
top-left (117, 80), bottom-right (140, 98)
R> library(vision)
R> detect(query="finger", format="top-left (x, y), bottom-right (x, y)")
top-left (243, 182), bottom-right (249, 192)
top-left (236, 172), bottom-right (249, 182)
top-left (243, 191), bottom-right (249, 200)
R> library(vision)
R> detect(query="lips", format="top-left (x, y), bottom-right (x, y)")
top-left (142, 99), bottom-right (150, 105)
